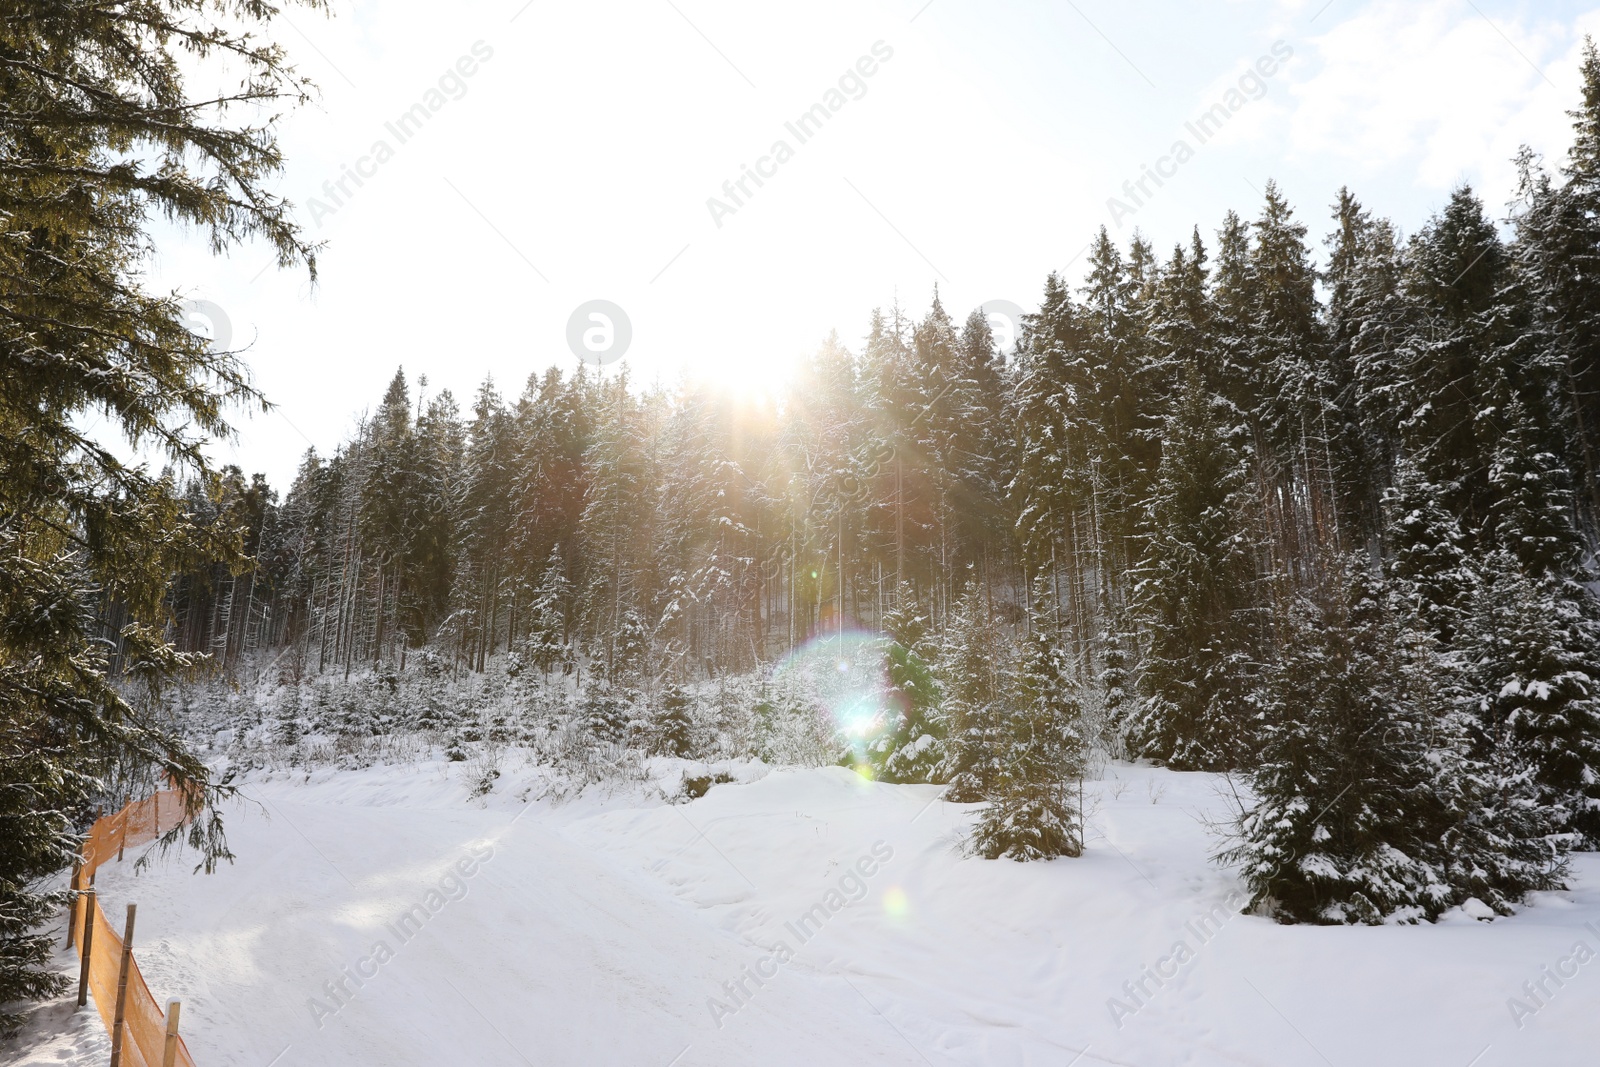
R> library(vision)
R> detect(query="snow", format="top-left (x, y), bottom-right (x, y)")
top-left (14, 758), bottom-right (1600, 1066)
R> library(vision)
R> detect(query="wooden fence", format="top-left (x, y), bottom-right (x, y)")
top-left (66, 789), bottom-right (199, 1067)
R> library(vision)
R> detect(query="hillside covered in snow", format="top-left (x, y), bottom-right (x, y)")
top-left (15, 751), bottom-right (1600, 1066)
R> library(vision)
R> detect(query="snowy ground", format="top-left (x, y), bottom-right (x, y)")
top-left (10, 757), bottom-right (1600, 1067)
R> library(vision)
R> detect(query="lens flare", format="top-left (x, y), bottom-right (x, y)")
top-left (883, 886), bottom-right (908, 918)
top-left (772, 624), bottom-right (896, 761)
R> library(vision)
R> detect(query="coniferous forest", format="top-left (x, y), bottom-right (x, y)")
top-left (162, 46), bottom-right (1600, 925)
top-left (7, 1), bottom-right (1600, 1047)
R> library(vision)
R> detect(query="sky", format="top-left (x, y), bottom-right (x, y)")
top-left (141, 0), bottom-right (1600, 488)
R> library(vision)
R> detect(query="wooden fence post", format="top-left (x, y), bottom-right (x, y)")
top-left (88, 805), bottom-right (103, 881)
top-left (66, 858), bottom-right (81, 948)
top-left (75, 889), bottom-right (96, 1008)
top-left (161, 999), bottom-right (182, 1067)
top-left (108, 903), bottom-right (136, 1067)
top-left (117, 797), bottom-right (128, 862)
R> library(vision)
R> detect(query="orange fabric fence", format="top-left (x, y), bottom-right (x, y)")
top-left (70, 788), bottom-right (200, 1067)
top-left (76, 788), bottom-right (189, 882)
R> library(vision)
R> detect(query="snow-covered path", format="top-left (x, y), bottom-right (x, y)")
top-left (37, 761), bottom-right (1600, 1066)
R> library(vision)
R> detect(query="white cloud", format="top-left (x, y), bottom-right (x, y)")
top-left (1287, 0), bottom-right (1600, 200)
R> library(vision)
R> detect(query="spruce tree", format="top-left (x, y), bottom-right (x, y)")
top-left (1223, 564), bottom-right (1563, 924)
top-left (525, 546), bottom-right (574, 677)
top-left (1225, 567), bottom-right (1446, 923)
top-left (868, 584), bottom-right (944, 783)
top-left (589, 607), bottom-right (650, 744)
top-left (1097, 627), bottom-right (1132, 747)
top-left (1127, 364), bottom-right (1259, 769)
top-left (1383, 457), bottom-right (1476, 645)
top-left (579, 678), bottom-right (628, 746)
top-left (1008, 273), bottom-right (1081, 593)
top-left (1320, 187), bottom-right (1394, 542)
top-left (1512, 38), bottom-right (1600, 524)
top-left (1465, 551), bottom-right (1600, 844)
top-left (972, 581), bottom-right (1085, 861)
top-left (653, 684), bottom-right (695, 759)
top-left (1486, 397), bottom-right (1587, 577)
top-left (1474, 408), bottom-right (1600, 840)
top-left (1330, 188), bottom-right (1407, 483)
top-left (1396, 186), bottom-right (1508, 531)
top-left (938, 586), bottom-right (1010, 802)
top-left (0, 0), bottom-right (320, 1026)
top-left (1079, 228), bottom-right (1157, 584)
top-left (1249, 181), bottom-right (1327, 467)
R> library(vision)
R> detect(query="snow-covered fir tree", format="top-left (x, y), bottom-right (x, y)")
top-left (523, 545), bottom-right (574, 677)
top-left (1126, 363), bottom-right (1259, 770)
top-left (972, 580), bottom-right (1086, 861)
top-left (938, 586), bottom-right (1011, 802)
top-left (1383, 457), bottom-right (1477, 645)
top-left (866, 583), bottom-right (944, 783)
top-left (651, 683), bottom-right (695, 758)
top-left (1223, 563), bottom-right (1564, 923)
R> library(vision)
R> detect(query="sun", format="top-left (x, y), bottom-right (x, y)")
top-left (695, 347), bottom-right (802, 406)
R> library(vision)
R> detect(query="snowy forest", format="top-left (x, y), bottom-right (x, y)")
top-left (12, 10), bottom-right (1600, 1057)
top-left (147, 46), bottom-right (1600, 928)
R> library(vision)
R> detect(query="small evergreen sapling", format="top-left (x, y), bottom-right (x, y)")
top-left (867, 584), bottom-right (945, 783)
top-left (654, 684), bottom-right (696, 758)
top-left (972, 583), bottom-right (1086, 861)
top-left (579, 679), bottom-right (628, 745)
top-left (938, 588), bottom-right (1010, 802)
top-left (526, 547), bottom-right (573, 676)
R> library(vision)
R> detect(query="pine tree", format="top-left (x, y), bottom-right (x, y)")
top-left (1465, 550), bottom-right (1600, 845)
top-left (0, 0), bottom-right (319, 1026)
top-left (653, 684), bottom-right (695, 758)
top-left (972, 580), bottom-right (1085, 860)
top-left (1397, 185), bottom-right (1509, 531)
top-left (1383, 457), bottom-right (1477, 645)
top-left (868, 583), bottom-right (944, 782)
top-left (1223, 564), bottom-right (1562, 924)
top-left (938, 586), bottom-right (1010, 801)
top-left (525, 546), bottom-right (574, 677)
top-left (1127, 364), bottom-right (1259, 769)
